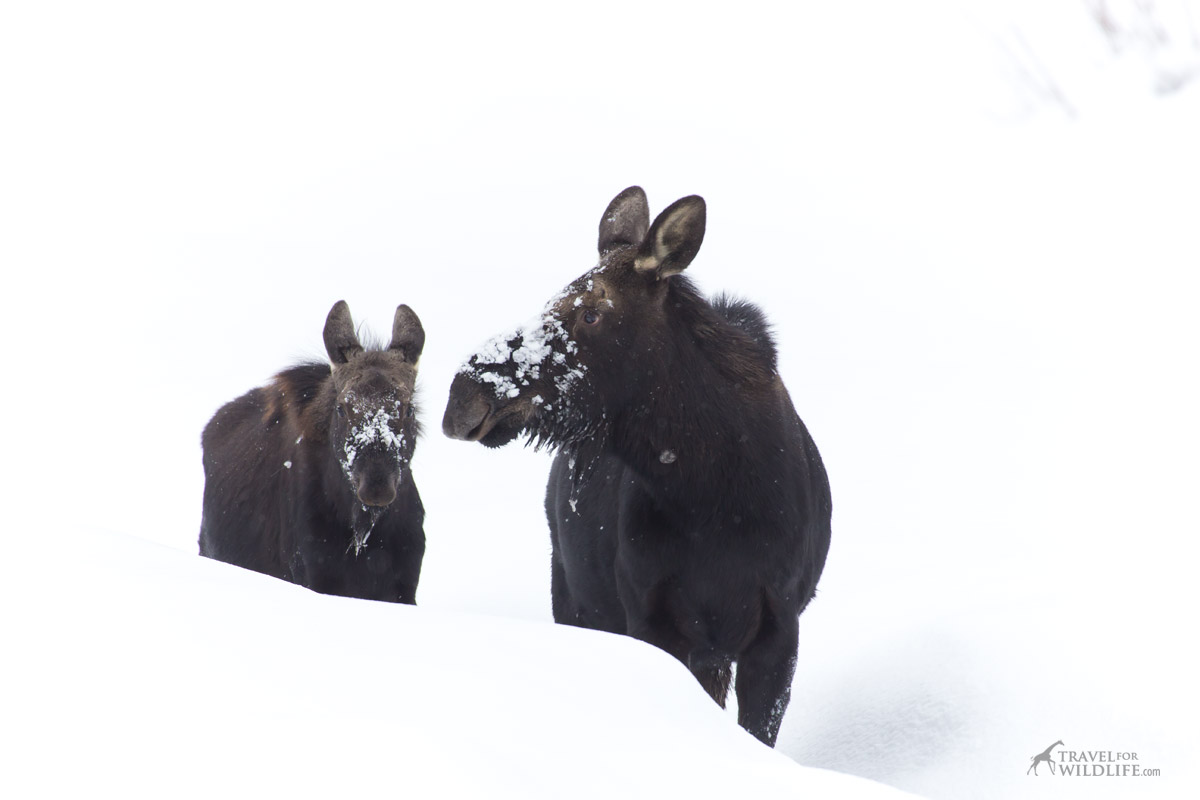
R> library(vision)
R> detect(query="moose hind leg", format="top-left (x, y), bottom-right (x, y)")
top-left (735, 610), bottom-right (799, 747)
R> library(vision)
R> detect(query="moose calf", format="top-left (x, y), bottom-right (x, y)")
top-left (200, 301), bottom-right (426, 603)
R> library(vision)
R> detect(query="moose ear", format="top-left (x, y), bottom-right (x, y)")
top-left (388, 304), bottom-right (425, 364)
top-left (598, 186), bottom-right (650, 254)
top-left (323, 300), bottom-right (363, 365)
top-left (634, 195), bottom-right (706, 279)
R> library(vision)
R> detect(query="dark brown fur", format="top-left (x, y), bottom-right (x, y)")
top-left (443, 187), bottom-right (832, 746)
top-left (200, 301), bottom-right (426, 603)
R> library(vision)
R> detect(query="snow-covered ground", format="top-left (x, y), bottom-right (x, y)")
top-left (3, 2), bottom-right (1197, 798)
top-left (7, 527), bottom-right (918, 799)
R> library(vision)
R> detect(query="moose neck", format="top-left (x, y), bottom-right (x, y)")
top-left (606, 281), bottom-right (782, 519)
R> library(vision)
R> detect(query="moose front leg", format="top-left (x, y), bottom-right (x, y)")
top-left (388, 539), bottom-right (424, 605)
top-left (617, 577), bottom-right (693, 671)
top-left (735, 610), bottom-right (799, 747)
top-left (617, 581), bottom-right (736, 706)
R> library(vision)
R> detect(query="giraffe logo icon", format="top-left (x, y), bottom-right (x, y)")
top-left (1028, 740), bottom-right (1064, 776)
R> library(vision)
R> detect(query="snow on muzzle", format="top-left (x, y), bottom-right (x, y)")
top-left (442, 372), bottom-right (536, 445)
top-left (444, 303), bottom-right (583, 446)
top-left (340, 407), bottom-right (407, 506)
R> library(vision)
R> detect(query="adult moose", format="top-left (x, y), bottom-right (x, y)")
top-left (442, 187), bottom-right (831, 746)
top-left (200, 300), bottom-right (427, 604)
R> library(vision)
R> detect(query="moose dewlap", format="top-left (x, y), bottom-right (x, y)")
top-left (443, 186), bottom-right (832, 747)
top-left (200, 300), bottom-right (427, 604)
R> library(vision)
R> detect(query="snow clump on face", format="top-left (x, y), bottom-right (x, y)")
top-left (459, 289), bottom-right (583, 400)
top-left (339, 394), bottom-right (408, 478)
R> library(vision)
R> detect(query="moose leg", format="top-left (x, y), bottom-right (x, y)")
top-left (389, 536), bottom-right (424, 605)
top-left (620, 587), bottom-right (727, 703)
top-left (629, 617), bottom-right (732, 707)
top-left (392, 579), bottom-right (419, 605)
top-left (687, 650), bottom-right (733, 708)
top-left (549, 525), bottom-right (625, 632)
top-left (550, 549), bottom-right (577, 625)
top-left (735, 609), bottom-right (799, 747)
top-left (304, 567), bottom-right (346, 598)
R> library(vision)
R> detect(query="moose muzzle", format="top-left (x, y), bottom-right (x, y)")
top-left (442, 374), bottom-right (495, 441)
top-left (355, 468), bottom-right (400, 507)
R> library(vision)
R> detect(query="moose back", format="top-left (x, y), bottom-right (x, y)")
top-left (200, 300), bottom-right (427, 603)
top-left (443, 187), bottom-right (832, 746)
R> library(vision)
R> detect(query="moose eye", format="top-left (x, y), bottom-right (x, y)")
top-left (406, 405), bottom-right (415, 418)
top-left (582, 309), bottom-right (600, 325)
top-left (336, 404), bottom-right (346, 418)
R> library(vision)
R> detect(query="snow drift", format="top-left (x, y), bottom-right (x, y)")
top-left (5, 528), bottom-right (915, 800)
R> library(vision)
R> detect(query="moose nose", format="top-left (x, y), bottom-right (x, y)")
top-left (443, 375), bottom-right (492, 441)
top-left (357, 475), bottom-right (398, 507)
